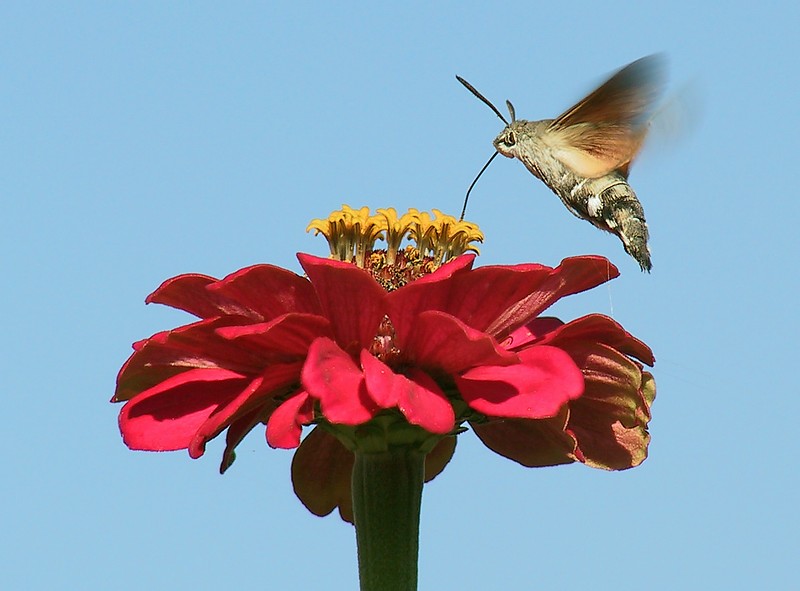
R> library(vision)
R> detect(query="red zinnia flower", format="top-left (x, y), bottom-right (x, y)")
top-left (113, 206), bottom-right (655, 522)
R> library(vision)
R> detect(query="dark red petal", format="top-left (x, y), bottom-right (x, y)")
top-left (189, 361), bottom-right (303, 457)
top-left (456, 346), bottom-right (584, 419)
top-left (119, 368), bottom-right (249, 453)
top-left (298, 253), bottom-right (388, 352)
top-left (424, 436), bottom-right (457, 482)
top-left (146, 273), bottom-right (245, 319)
top-left (267, 391), bottom-right (314, 449)
top-left (569, 357), bottom-right (655, 470)
top-left (402, 310), bottom-right (517, 374)
top-left (536, 313), bottom-right (655, 366)
top-left (361, 351), bottom-right (455, 434)
top-left (570, 421), bottom-right (651, 470)
top-left (220, 407), bottom-right (270, 474)
top-left (302, 337), bottom-right (377, 425)
top-left (638, 371), bottom-right (657, 422)
top-left (114, 317), bottom-right (267, 402)
top-left (216, 313), bottom-right (332, 359)
top-left (471, 410), bottom-right (577, 467)
top-left (291, 426), bottom-right (355, 523)
top-left (502, 314), bottom-right (656, 469)
top-left (566, 341), bottom-right (648, 426)
top-left (208, 264), bottom-right (322, 321)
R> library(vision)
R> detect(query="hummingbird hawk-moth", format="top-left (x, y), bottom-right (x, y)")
top-left (457, 55), bottom-right (666, 271)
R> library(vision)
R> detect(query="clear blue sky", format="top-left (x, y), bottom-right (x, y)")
top-left (3, 3), bottom-right (797, 589)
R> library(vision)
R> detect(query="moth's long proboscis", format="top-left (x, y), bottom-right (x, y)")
top-left (460, 151), bottom-right (499, 220)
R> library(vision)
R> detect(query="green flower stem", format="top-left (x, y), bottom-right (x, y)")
top-left (352, 447), bottom-right (424, 591)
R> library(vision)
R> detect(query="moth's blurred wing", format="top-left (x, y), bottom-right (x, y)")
top-left (543, 54), bottom-right (666, 178)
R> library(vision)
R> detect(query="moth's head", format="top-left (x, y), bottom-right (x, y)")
top-left (493, 121), bottom-right (522, 158)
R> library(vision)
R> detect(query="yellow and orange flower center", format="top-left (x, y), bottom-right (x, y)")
top-left (307, 206), bottom-right (484, 291)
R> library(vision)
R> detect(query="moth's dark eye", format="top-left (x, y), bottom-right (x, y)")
top-left (503, 131), bottom-right (516, 146)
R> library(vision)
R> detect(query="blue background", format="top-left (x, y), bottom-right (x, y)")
top-left (3, 2), bottom-right (797, 589)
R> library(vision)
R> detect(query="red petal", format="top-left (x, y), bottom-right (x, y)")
top-left (146, 273), bottom-right (243, 319)
top-left (298, 254), bottom-right (388, 352)
top-left (402, 310), bottom-right (517, 374)
top-left (358, 351), bottom-right (399, 408)
top-left (503, 317), bottom-right (565, 350)
top-left (456, 346), bottom-right (584, 418)
top-left (404, 252), bottom-right (475, 286)
top-left (114, 317), bottom-right (266, 402)
top-left (150, 266), bottom-right (318, 322)
top-left (483, 256), bottom-right (619, 340)
top-left (361, 352), bottom-right (455, 434)
top-left (189, 361), bottom-right (303, 457)
top-left (401, 369), bottom-right (455, 434)
top-left (216, 313), bottom-right (332, 359)
top-left (387, 255), bottom-right (614, 346)
top-left (291, 426), bottom-right (355, 523)
top-left (187, 375), bottom-right (264, 458)
top-left (208, 264), bottom-right (322, 321)
top-left (301, 337), bottom-right (376, 424)
top-left (386, 255), bottom-right (475, 345)
top-left (536, 313), bottom-right (655, 366)
top-left (119, 368), bottom-right (249, 453)
top-left (267, 391), bottom-right (314, 449)
top-left (431, 263), bottom-right (554, 334)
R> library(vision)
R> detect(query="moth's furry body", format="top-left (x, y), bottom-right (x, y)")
top-left (458, 55), bottom-right (664, 272)
top-left (495, 119), bottom-right (651, 271)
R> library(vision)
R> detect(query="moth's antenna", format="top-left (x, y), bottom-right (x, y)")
top-left (456, 76), bottom-right (509, 125)
top-left (460, 151), bottom-right (499, 220)
top-left (505, 100), bottom-right (516, 122)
